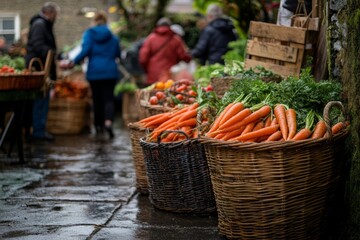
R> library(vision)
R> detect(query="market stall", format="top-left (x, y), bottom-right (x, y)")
top-left (0, 52), bottom-right (53, 162)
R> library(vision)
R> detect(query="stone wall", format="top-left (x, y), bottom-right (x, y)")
top-left (328, 0), bottom-right (360, 239)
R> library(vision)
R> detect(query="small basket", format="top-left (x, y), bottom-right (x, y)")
top-left (128, 122), bottom-right (150, 194)
top-left (198, 101), bottom-right (349, 240)
top-left (0, 58), bottom-right (45, 90)
top-left (140, 130), bottom-right (216, 214)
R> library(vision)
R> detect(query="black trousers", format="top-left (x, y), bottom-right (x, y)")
top-left (89, 80), bottom-right (116, 128)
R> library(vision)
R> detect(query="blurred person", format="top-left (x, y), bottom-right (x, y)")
top-left (25, 2), bottom-right (59, 141)
top-left (9, 28), bottom-right (29, 57)
top-left (139, 17), bottom-right (191, 86)
top-left (191, 4), bottom-right (238, 65)
top-left (69, 11), bottom-right (121, 139)
top-left (277, 0), bottom-right (312, 26)
top-left (0, 36), bottom-right (9, 56)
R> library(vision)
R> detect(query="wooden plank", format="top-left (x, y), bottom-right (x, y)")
top-left (246, 40), bottom-right (299, 63)
top-left (244, 59), bottom-right (300, 77)
top-left (249, 21), bottom-right (307, 44)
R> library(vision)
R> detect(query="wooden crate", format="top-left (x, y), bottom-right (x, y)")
top-left (245, 21), bottom-right (314, 77)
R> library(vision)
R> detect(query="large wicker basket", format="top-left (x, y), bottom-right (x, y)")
top-left (0, 58), bottom-right (45, 91)
top-left (198, 101), bottom-right (349, 240)
top-left (140, 130), bottom-right (216, 214)
top-left (47, 98), bottom-right (91, 135)
top-left (128, 122), bottom-right (150, 194)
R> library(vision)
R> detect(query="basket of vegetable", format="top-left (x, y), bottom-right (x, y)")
top-left (127, 122), bottom-right (151, 194)
top-left (139, 130), bottom-right (216, 214)
top-left (135, 103), bottom-right (216, 213)
top-left (199, 100), bottom-right (349, 240)
top-left (0, 57), bottom-right (45, 90)
top-left (47, 75), bottom-right (91, 135)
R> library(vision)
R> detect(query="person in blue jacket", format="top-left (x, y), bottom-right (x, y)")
top-left (70, 11), bottom-right (121, 139)
top-left (191, 4), bottom-right (238, 65)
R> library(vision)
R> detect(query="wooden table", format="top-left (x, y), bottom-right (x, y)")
top-left (0, 89), bottom-right (44, 163)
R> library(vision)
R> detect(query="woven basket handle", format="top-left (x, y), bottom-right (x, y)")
top-left (158, 130), bottom-right (189, 144)
top-left (28, 58), bottom-right (44, 72)
top-left (323, 101), bottom-right (347, 141)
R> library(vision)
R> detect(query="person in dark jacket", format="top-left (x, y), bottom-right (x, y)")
top-left (191, 4), bottom-right (237, 65)
top-left (139, 17), bottom-right (192, 86)
top-left (277, 0), bottom-right (312, 26)
top-left (70, 11), bottom-right (121, 139)
top-left (25, 2), bottom-right (59, 141)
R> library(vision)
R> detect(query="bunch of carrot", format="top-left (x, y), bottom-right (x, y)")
top-left (137, 103), bottom-right (203, 143)
top-left (205, 102), bottom-right (348, 142)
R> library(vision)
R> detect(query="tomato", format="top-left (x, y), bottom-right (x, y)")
top-left (188, 97), bottom-right (196, 104)
top-left (175, 84), bottom-right (187, 92)
top-left (155, 91), bottom-right (166, 100)
top-left (149, 96), bottom-right (159, 105)
top-left (188, 90), bottom-right (197, 97)
top-left (205, 85), bottom-right (213, 92)
top-left (175, 94), bottom-right (184, 101)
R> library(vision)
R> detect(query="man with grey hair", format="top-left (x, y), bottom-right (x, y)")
top-left (191, 3), bottom-right (237, 65)
top-left (24, 2), bottom-right (60, 141)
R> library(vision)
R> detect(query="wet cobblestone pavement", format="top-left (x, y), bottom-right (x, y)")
top-left (0, 119), bottom-right (223, 240)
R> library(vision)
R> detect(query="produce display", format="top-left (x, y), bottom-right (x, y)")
top-left (134, 66), bottom-right (349, 143)
top-left (53, 76), bottom-right (89, 99)
top-left (0, 55), bottom-right (26, 73)
top-left (145, 78), bottom-right (214, 107)
top-left (137, 102), bottom-right (212, 142)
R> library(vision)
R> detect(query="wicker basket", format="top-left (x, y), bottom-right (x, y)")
top-left (47, 98), bottom-right (91, 134)
top-left (140, 100), bottom-right (173, 116)
top-left (198, 101), bottom-right (349, 240)
top-left (140, 130), bottom-right (216, 214)
top-left (128, 122), bottom-right (150, 194)
top-left (0, 58), bottom-right (45, 90)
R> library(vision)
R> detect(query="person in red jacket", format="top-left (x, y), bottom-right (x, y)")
top-left (139, 17), bottom-right (191, 86)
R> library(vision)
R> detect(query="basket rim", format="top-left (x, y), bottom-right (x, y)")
top-left (198, 128), bottom-right (349, 151)
top-left (0, 72), bottom-right (45, 77)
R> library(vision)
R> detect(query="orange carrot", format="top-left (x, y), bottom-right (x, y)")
top-left (181, 126), bottom-right (193, 137)
top-left (241, 121), bottom-right (258, 136)
top-left (332, 122), bottom-right (345, 135)
top-left (234, 124), bottom-right (279, 142)
top-left (265, 130), bottom-right (283, 141)
top-left (292, 110), bottom-right (315, 141)
top-left (221, 126), bottom-right (246, 141)
top-left (235, 105), bottom-right (271, 129)
top-left (246, 120), bottom-right (265, 142)
top-left (214, 132), bottom-right (226, 139)
top-left (219, 102), bottom-right (245, 125)
top-left (218, 108), bottom-right (252, 131)
top-left (192, 129), bottom-right (199, 138)
top-left (311, 120), bottom-right (327, 139)
top-left (208, 103), bottom-right (235, 133)
top-left (178, 108), bottom-right (198, 121)
top-left (274, 104), bottom-right (288, 140)
top-left (177, 118), bottom-right (197, 128)
top-left (264, 115), bottom-right (272, 127)
top-left (286, 108), bottom-right (297, 140)
top-left (139, 112), bottom-right (168, 124)
top-left (143, 114), bottom-right (173, 128)
top-left (271, 117), bottom-right (278, 126)
top-left (292, 128), bottom-right (312, 140)
top-left (150, 124), bottom-right (177, 141)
